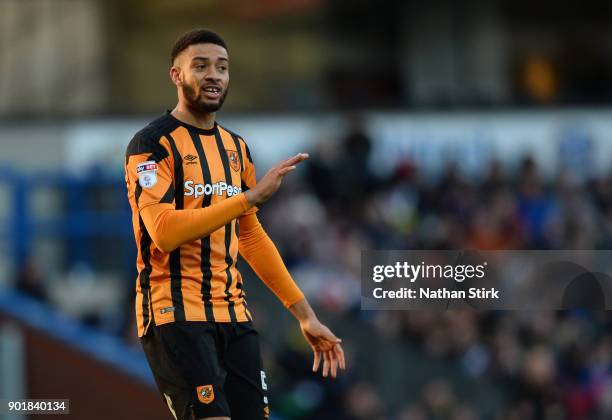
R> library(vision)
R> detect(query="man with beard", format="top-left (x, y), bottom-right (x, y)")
top-left (124, 29), bottom-right (345, 420)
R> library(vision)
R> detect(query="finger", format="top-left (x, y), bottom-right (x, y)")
top-left (335, 344), bottom-right (346, 370)
top-left (313, 351), bottom-right (321, 372)
top-left (322, 350), bottom-right (331, 378)
top-left (286, 152), bottom-right (309, 165)
top-left (277, 165), bottom-right (296, 176)
top-left (330, 351), bottom-right (338, 378)
top-left (281, 153), bottom-right (309, 168)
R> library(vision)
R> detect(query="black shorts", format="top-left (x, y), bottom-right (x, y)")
top-left (141, 321), bottom-right (270, 420)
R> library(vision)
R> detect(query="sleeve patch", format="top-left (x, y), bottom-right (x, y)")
top-left (137, 161), bottom-right (158, 188)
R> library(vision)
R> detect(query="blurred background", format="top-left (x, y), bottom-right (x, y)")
top-left (1, 0), bottom-right (612, 419)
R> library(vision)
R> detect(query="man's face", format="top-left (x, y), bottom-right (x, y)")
top-left (173, 43), bottom-right (229, 113)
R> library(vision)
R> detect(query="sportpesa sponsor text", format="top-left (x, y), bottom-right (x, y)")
top-left (184, 180), bottom-right (242, 198)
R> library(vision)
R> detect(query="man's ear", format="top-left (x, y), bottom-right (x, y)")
top-left (169, 65), bottom-right (182, 86)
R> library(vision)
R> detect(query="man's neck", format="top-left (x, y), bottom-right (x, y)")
top-left (171, 104), bottom-right (216, 130)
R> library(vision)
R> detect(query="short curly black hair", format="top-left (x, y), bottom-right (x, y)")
top-left (170, 29), bottom-right (228, 65)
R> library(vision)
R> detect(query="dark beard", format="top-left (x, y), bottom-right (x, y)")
top-left (183, 83), bottom-right (229, 113)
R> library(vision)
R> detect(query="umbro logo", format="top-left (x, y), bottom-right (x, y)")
top-left (184, 154), bottom-right (198, 165)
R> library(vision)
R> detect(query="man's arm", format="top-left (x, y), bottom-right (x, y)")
top-left (236, 153), bottom-right (313, 307)
top-left (140, 194), bottom-right (250, 253)
top-left (237, 212), bottom-right (304, 307)
top-left (238, 211), bottom-right (346, 378)
top-left (139, 153), bottom-right (308, 253)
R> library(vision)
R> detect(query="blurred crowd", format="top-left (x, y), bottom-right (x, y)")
top-left (250, 122), bottom-right (612, 420)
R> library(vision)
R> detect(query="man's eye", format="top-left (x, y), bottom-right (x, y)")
top-left (195, 65), bottom-right (205, 70)
top-left (218, 66), bottom-right (227, 72)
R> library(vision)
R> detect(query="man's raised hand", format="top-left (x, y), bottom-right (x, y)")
top-left (245, 153), bottom-right (309, 206)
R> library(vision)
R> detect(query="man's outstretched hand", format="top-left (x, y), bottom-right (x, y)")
top-left (289, 299), bottom-right (346, 378)
top-left (300, 318), bottom-right (346, 378)
top-left (245, 153), bottom-right (309, 206)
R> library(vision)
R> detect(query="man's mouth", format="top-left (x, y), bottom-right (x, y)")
top-left (202, 86), bottom-right (222, 100)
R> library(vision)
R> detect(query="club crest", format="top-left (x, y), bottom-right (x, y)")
top-left (227, 150), bottom-right (240, 172)
top-left (196, 385), bottom-right (214, 404)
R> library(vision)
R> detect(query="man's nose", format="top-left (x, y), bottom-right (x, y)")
top-left (204, 69), bottom-right (221, 81)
